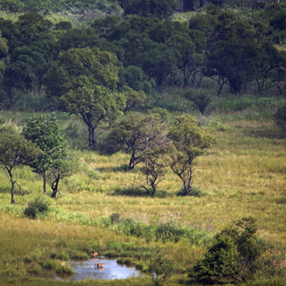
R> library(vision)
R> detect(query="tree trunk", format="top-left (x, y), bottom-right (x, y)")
top-left (15, 181), bottom-right (23, 194)
top-left (88, 125), bottom-right (96, 149)
top-left (151, 182), bottom-right (156, 197)
top-left (43, 171), bottom-right (46, 194)
top-left (183, 65), bottom-right (188, 87)
top-left (146, 160), bottom-right (150, 185)
top-left (146, 138), bottom-right (150, 185)
top-left (129, 151), bottom-right (135, 169)
top-left (8, 170), bottom-right (15, 204)
top-left (141, 185), bottom-right (151, 196)
top-left (51, 174), bottom-right (60, 198)
top-left (184, 167), bottom-right (193, 196)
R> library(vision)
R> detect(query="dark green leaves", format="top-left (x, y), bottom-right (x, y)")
top-left (190, 217), bottom-right (261, 284)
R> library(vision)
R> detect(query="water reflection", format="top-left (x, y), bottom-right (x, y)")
top-left (55, 257), bottom-right (145, 281)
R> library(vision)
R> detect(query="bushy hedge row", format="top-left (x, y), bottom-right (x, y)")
top-left (98, 213), bottom-right (213, 244)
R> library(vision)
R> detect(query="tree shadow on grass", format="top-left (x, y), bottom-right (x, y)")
top-left (0, 186), bottom-right (9, 194)
top-left (109, 187), bottom-right (172, 198)
top-left (97, 164), bottom-right (141, 173)
top-left (242, 126), bottom-right (286, 140)
top-left (0, 185), bottom-right (28, 195)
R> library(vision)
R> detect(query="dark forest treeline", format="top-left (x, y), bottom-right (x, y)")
top-left (0, 3), bottom-right (286, 111)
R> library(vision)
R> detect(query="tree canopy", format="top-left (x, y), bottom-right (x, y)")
top-left (44, 47), bottom-right (126, 149)
top-left (167, 115), bottom-right (215, 196)
top-left (22, 114), bottom-right (67, 194)
top-left (0, 130), bottom-right (41, 204)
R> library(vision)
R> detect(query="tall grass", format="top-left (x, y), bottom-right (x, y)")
top-left (1, 94), bottom-right (286, 285)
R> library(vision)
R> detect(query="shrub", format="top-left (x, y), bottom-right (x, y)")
top-left (55, 261), bottom-right (74, 274)
top-left (184, 89), bottom-right (214, 116)
top-left (189, 217), bottom-right (261, 284)
top-left (155, 222), bottom-right (184, 243)
top-left (149, 254), bottom-right (173, 286)
top-left (110, 212), bottom-right (121, 224)
top-left (23, 197), bottom-right (49, 219)
top-left (189, 235), bottom-right (239, 284)
top-left (27, 262), bottom-right (42, 274)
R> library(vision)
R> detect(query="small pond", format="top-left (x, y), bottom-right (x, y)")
top-left (55, 257), bottom-right (145, 281)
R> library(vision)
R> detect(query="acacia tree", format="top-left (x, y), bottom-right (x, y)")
top-left (104, 113), bottom-right (165, 169)
top-left (22, 114), bottom-right (67, 194)
top-left (48, 155), bottom-right (75, 198)
top-left (167, 115), bottom-right (215, 196)
top-left (44, 47), bottom-right (126, 149)
top-left (184, 89), bottom-right (213, 116)
top-left (0, 131), bottom-right (41, 204)
top-left (139, 143), bottom-right (169, 197)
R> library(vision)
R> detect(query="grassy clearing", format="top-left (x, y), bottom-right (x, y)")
top-left (1, 93), bottom-right (286, 285)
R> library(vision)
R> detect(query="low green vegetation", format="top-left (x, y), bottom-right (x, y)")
top-left (23, 196), bottom-right (50, 219)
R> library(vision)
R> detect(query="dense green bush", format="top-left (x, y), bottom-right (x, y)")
top-left (103, 213), bottom-right (212, 244)
top-left (23, 197), bottom-right (49, 219)
top-left (190, 235), bottom-right (239, 285)
top-left (189, 217), bottom-right (261, 284)
top-left (155, 222), bottom-right (185, 243)
top-left (149, 254), bottom-right (173, 286)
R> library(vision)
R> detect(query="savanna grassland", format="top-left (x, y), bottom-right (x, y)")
top-left (1, 1), bottom-right (286, 285)
top-left (1, 90), bottom-right (286, 286)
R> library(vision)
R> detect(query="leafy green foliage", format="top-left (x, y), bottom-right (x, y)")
top-left (0, 130), bottom-right (41, 204)
top-left (22, 114), bottom-right (68, 194)
top-left (103, 113), bottom-right (167, 172)
top-left (54, 21), bottom-right (72, 31)
top-left (138, 123), bottom-right (170, 197)
top-left (149, 254), bottom-right (173, 286)
top-left (0, 30), bottom-right (8, 59)
top-left (100, 214), bottom-right (211, 244)
top-left (122, 86), bottom-right (148, 113)
top-left (0, 12), bottom-right (58, 109)
top-left (118, 65), bottom-right (155, 95)
top-left (23, 197), bottom-right (50, 219)
top-left (189, 217), bottom-right (261, 284)
top-left (49, 154), bottom-right (77, 198)
top-left (155, 222), bottom-right (184, 243)
top-left (44, 47), bottom-right (126, 149)
top-left (167, 115), bottom-right (215, 196)
top-left (184, 89), bottom-right (213, 115)
top-left (190, 235), bottom-right (239, 285)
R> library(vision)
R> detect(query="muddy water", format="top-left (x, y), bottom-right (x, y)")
top-left (55, 257), bottom-right (145, 281)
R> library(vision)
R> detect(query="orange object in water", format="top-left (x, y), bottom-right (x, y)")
top-left (96, 263), bottom-right (104, 268)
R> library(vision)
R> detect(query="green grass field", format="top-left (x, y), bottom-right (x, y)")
top-left (0, 91), bottom-right (286, 285)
